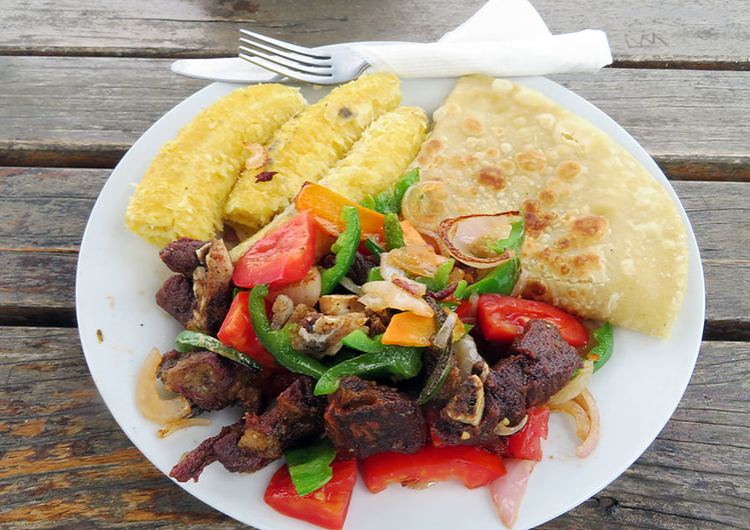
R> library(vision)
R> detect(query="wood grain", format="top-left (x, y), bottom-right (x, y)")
top-left (2, 0), bottom-right (749, 69)
top-left (0, 326), bottom-right (746, 529)
top-left (1, 56), bottom-right (749, 179)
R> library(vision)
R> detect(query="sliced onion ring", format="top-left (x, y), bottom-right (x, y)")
top-left (157, 417), bottom-right (211, 438)
top-left (438, 211), bottom-right (522, 269)
top-left (494, 414), bottom-right (528, 436)
top-left (433, 311), bottom-right (459, 349)
top-left (136, 348), bottom-right (192, 425)
top-left (490, 458), bottom-right (536, 528)
top-left (548, 358), bottom-right (594, 405)
top-left (416, 227), bottom-right (451, 257)
top-left (550, 399), bottom-right (590, 439)
top-left (573, 389), bottom-right (600, 458)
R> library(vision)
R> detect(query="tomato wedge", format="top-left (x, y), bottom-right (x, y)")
top-left (504, 406), bottom-right (550, 462)
top-left (264, 458), bottom-right (357, 530)
top-left (233, 210), bottom-right (317, 288)
top-left (477, 294), bottom-right (589, 347)
top-left (359, 444), bottom-right (506, 493)
top-left (217, 291), bottom-right (280, 370)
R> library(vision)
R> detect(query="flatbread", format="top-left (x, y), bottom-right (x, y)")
top-left (407, 75), bottom-right (688, 338)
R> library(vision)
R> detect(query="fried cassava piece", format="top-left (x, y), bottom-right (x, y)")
top-left (125, 84), bottom-right (307, 247)
top-left (228, 104), bottom-right (428, 262)
top-left (223, 73), bottom-right (402, 236)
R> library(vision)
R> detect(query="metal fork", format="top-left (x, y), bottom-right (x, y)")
top-left (239, 29), bottom-right (370, 85)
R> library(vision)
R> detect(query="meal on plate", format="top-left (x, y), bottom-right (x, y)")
top-left (126, 73), bottom-right (688, 529)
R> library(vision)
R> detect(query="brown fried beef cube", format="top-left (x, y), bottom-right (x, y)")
top-left (155, 274), bottom-right (194, 327)
top-left (158, 237), bottom-right (208, 276)
top-left (325, 376), bottom-right (426, 459)
top-left (170, 422), bottom-right (275, 482)
top-left (431, 319), bottom-right (582, 450)
top-left (239, 375), bottom-right (326, 461)
top-left (157, 349), bottom-right (262, 412)
top-left (511, 319), bottom-right (583, 407)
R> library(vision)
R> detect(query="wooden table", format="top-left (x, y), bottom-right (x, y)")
top-left (1, 1), bottom-right (748, 528)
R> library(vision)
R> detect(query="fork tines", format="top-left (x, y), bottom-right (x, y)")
top-left (239, 29), bottom-right (334, 81)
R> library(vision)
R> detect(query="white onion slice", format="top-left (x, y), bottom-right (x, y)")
top-left (433, 312), bottom-right (459, 349)
top-left (136, 348), bottom-right (191, 425)
top-left (338, 276), bottom-right (363, 295)
top-left (493, 414), bottom-right (528, 436)
top-left (490, 458), bottom-right (537, 528)
top-left (358, 281), bottom-right (433, 316)
top-left (550, 399), bottom-right (590, 439)
top-left (548, 358), bottom-right (594, 405)
top-left (438, 211), bottom-right (522, 269)
top-left (454, 335), bottom-right (482, 381)
top-left (401, 180), bottom-right (449, 231)
top-left (573, 389), bottom-right (600, 458)
top-left (416, 227), bottom-right (451, 257)
top-left (268, 266), bottom-right (321, 307)
top-left (157, 417), bottom-right (211, 438)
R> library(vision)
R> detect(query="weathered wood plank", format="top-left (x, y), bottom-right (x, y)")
top-left (1, 56), bottom-right (749, 178)
top-left (1, 0), bottom-right (749, 68)
top-left (0, 327), bottom-right (746, 529)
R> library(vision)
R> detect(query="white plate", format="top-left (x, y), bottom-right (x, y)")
top-left (76, 77), bottom-right (705, 530)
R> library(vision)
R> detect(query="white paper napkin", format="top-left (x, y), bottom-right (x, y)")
top-left (349, 0), bottom-right (612, 78)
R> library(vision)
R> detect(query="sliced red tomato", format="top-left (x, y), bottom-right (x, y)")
top-left (477, 294), bottom-right (589, 347)
top-left (504, 406), bottom-right (550, 462)
top-left (359, 444), bottom-right (506, 493)
top-left (454, 298), bottom-right (477, 322)
top-left (233, 210), bottom-right (317, 288)
top-left (264, 458), bottom-right (357, 530)
top-left (217, 291), bottom-right (279, 370)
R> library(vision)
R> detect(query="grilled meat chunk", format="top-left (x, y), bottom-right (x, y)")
top-left (188, 239), bottom-right (234, 335)
top-left (443, 374), bottom-right (485, 426)
top-left (170, 423), bottom-right (274, 482)
top-left (319, 294), bottom-right (365, 316)
top-left (325, 376), bottom-right (427, 459)
top-left (238, 375), bottom-right (326, 461)
top-left (155, 238), bottom-right (234, 333)
top-left (512, 319), bottom-right (585, 407)
top-left (290, 307), bottom-right (369, 358)
top-left (157, 349), bottom-right (262, 412)
top-left (158, 237), bottom-right (208, 276)
top-left (433, 319), bottom-right (582, 449)
top-left (170, 376), bottom-right (325, 483)
top-left (155, 274), bottom-right (194, 327)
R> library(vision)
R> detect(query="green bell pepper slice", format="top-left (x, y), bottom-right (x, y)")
top-left (490, 214), bottom-right (525, 256)
top-left (461, 256), bottom-right (521, 299)
top-left (319, 206), bottom-right (361, 295)
top-left (366, 266), bottom-right (384, 283)
top-left (174, 330), bottom-right (261, 371)
top-left (383, 212), bottom-right (405, 251)
top-left (361, 168), bottom-right (419, 214)
top-left (458, 213), bottom-right (525, 300)
top-left (247, 285), bottom-right (328, 379)
top-left (416, 258), bottom-right (455, 293)
top-left (284, 437), bottom-right (338, 496)
top-left (314, 330), bottom-right (423, 395)
top-left (364, 237), bottom-right (385, 259)
top-left (591, 322), bottom-right (614, 372)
